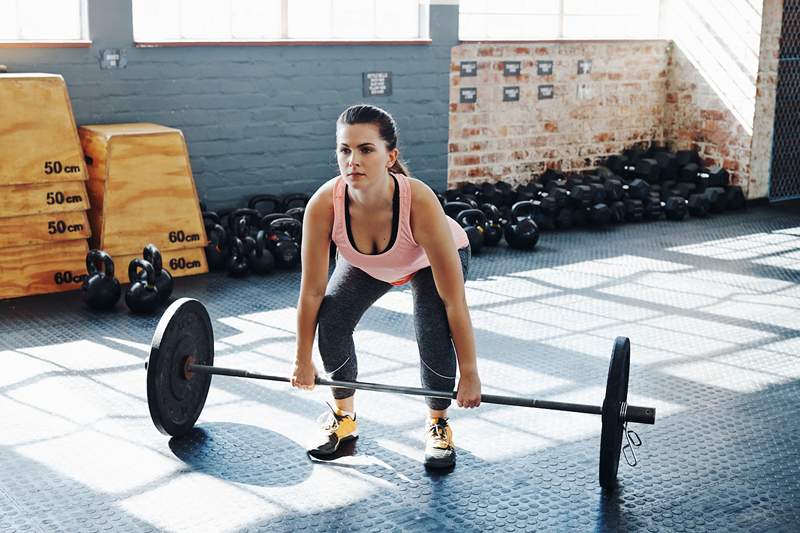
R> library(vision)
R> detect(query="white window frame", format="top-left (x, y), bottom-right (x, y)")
top-left (0, 0), bottom-right (90, 46)
top-left (133, 0), bottom-right (431, 47)
top-left (459, 0), bottom-right (663, 42)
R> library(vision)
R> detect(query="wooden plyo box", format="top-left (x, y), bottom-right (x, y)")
top-left (0, 210), bottom-right (91, 248)
top-left (115, 246), bottom-right (208, 280)
top-left (0, 73), bottom-right (88, 185)
top-left (0, 239), bottom-right (89, 300)
top-left (78, 123), bottom-right (208, 265)
top-left (0, 181), bottom-right (90, 218)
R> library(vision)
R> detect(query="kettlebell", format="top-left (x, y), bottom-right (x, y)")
top-left (227, 208), bottom-right (261, 238)
top-left (82, 250), bottom-right (121, 311)
top-left (478, 203), bottom-right (504, 246)
top-left (248, 194), bottom-right (283, 216)
top-left (285, 206), bottom-right (306, 224)
top-left (282, 193), bottom-right (310, 211)
top-left (443, 201), bottom-right (474, 221)
top-left (202, 210), bottom-right (221, 228)
top-left (143, 244), bottom-right (174, 303)
top-left (247, 230), bottom-right (276, 275)
top-left (226, 237), bottom-right (250, 277)
top-left (263, 214), bottom-right (301, 269)
top-left (504, 201), bottom-right (540, 250)
top-left (125, 259), bottom-right (160, 314)
top-left (456, 208), bottom-right (486, 255)
top-left (205, 223), bottom-right (228, 271)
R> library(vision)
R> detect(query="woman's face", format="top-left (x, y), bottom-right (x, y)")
top-left (336, 122), bottom-right (397, 189)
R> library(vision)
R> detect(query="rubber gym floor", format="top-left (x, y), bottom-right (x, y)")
top-left (1, 201), bottom-right (799, 533)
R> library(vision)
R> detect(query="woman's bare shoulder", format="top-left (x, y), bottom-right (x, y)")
top-left (407, 177), bottom-right (438, 206)
top-left (308, 176), bottom-right (339, 206)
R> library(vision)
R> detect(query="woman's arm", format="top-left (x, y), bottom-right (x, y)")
top-left (292, 181), bottom-right (335, 389)
top-left (410, 180), bottom-right (481, 407)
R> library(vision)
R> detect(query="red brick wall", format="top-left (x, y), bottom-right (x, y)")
top-left (663, 45), bottom-right (753, 188)
top-left (448, 41), bottom-right (670, 187)
top-left (751, 0), bottom-right (783, 199)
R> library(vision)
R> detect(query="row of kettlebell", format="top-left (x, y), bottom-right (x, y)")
top-left (203, 209), bottom-right (302, 277)
top-left (82, 244), bottom-right (174, 314)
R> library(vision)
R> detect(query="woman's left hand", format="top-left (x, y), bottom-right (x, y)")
top-left (456, 372), bottom-right (482, 408)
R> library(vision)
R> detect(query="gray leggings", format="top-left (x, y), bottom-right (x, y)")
top-left (317, 246), bottom-right (470, 410)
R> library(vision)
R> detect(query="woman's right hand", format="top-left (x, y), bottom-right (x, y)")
top-left (291, 359), bottom-right (317, 390)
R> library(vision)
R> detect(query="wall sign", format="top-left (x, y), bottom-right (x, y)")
top-left (460, 87), bottom-right (477, 103)
top-left (460, 61), bottom-right (478, 77)
top-left (503, 86), bottom-right (520, 102)
top-left (503, 61), bottom-right (521, 76)
top-left (100, 49), bottom-right (128, 69)
top-left (537, 60), bottom-right (553, 76)
top-left (362, 72), bottom-right (392, 96)
top-left (578, 59), bottom-right (592, 74)
top-left (538, 85), bottom-right (554, 100)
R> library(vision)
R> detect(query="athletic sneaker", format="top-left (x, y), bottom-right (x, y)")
top-left (424, 417), bottom-right (456, 468)
top-left (307, 403), bottom-right (358, 458)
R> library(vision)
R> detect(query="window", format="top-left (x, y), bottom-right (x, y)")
top-left (459, 0), bottom-right (661, 41)
top-left (132, 0), bottom-right (428, 43)
top-left (0, 0), bottom-right (88, 41)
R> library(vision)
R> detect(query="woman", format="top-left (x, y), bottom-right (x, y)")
top-left (291, 104), bottom-right (481, 469)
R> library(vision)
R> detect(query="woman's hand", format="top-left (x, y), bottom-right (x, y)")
top-left (456, 372), bottom-right (481, 408)
top-left (291, 359), bottom-right (317, 390)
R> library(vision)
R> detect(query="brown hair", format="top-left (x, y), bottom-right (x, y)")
top-left (337, 104), bottom-right (411, 177)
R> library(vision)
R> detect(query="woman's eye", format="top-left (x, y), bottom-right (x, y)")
top-left (361, 148), bottom-right (372, 154)
top-left (339, 148), bottom-right (350, 154)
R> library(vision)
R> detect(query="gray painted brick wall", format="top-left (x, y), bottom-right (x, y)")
top-left (2, 0), bottom-right (458, 210)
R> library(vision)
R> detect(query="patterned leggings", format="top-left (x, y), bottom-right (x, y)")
top-left (317, 247), bottom-right (470, 410)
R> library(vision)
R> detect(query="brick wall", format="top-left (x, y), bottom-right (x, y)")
top-left (448, 2), bottom-right (773, 198)
top-left (750, 0), bottom-right (784, 199)
top-left (663, 44), bottom-right (753, 189)
top-left (660, 0), bottom-right (764, 193)
top-left (448, 41), bottom-right (670, 187)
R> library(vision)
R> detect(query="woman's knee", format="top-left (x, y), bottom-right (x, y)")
top-left (317, 295), bottom-right (354, 345)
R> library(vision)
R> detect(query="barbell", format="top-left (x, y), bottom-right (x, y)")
top-left (145, 298), bottom-right (656, 491)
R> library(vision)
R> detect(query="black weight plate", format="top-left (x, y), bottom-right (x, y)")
top-left (146, 298), bottom-right (214, 437)
top-left (599, 336), bottom-right (630, 490)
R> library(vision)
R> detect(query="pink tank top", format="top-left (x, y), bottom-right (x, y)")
top-left (332, 173), bottom-right (469, 285)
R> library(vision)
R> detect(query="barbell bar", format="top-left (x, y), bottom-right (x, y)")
top-left (146, 298), bottom-right (656, 491)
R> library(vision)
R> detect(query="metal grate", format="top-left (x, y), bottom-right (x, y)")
top-left (770, 0), bottom-right (800, 201)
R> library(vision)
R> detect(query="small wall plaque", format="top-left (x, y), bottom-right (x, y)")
top-left (503, 86), bottom-right (520, 102)
top-left (538, 85), bottom-right (554, 100)
top-left (578, 59), bottom-right (592, 75)
top-left (100, 49), bottom-right (128, 69)
top-left (503, 61), bottom-right (522, 76)
top-left (537, 60), bottom-right (553, 76)
top-left (460, 87), bottom-right (478, 103)
top-left (460, 61), bottom-right (478, 77)
top-left (363, 72), bottom-right (392, 97)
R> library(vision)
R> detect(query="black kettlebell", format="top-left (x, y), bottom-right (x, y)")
top-left (478, 203), bottom-right (504, 246)
top-left (82, 250), bottom-right (121, 310)
top-left (247, 230), bottom-right (276, 275)
top-left (227, 208), bottom-right (261, 238)
top-left (282, 193), bottom-right (310, 211)
top-left (226, 237), bottom-right (250, 277)
top-left (125, 259), bottom-right (160, 314)
top-left (456, 208), bottom-right (486, 254)
top-left (205, 223), bottom-right (228, 271)
top-left (248, 194), bottom-right (283, 216)
top-left (143, 244), bottom-right (174, 303)
top-left (263, 214), bottom-right (301, 269)
top-left (285, 206), bottom-right (306, 224)
top-left (443, 201), bottom-right (474, 221)
top-left (202, 210), bottom-right (221, 229)
top-left (504, 201), bottom-right (540, 250)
